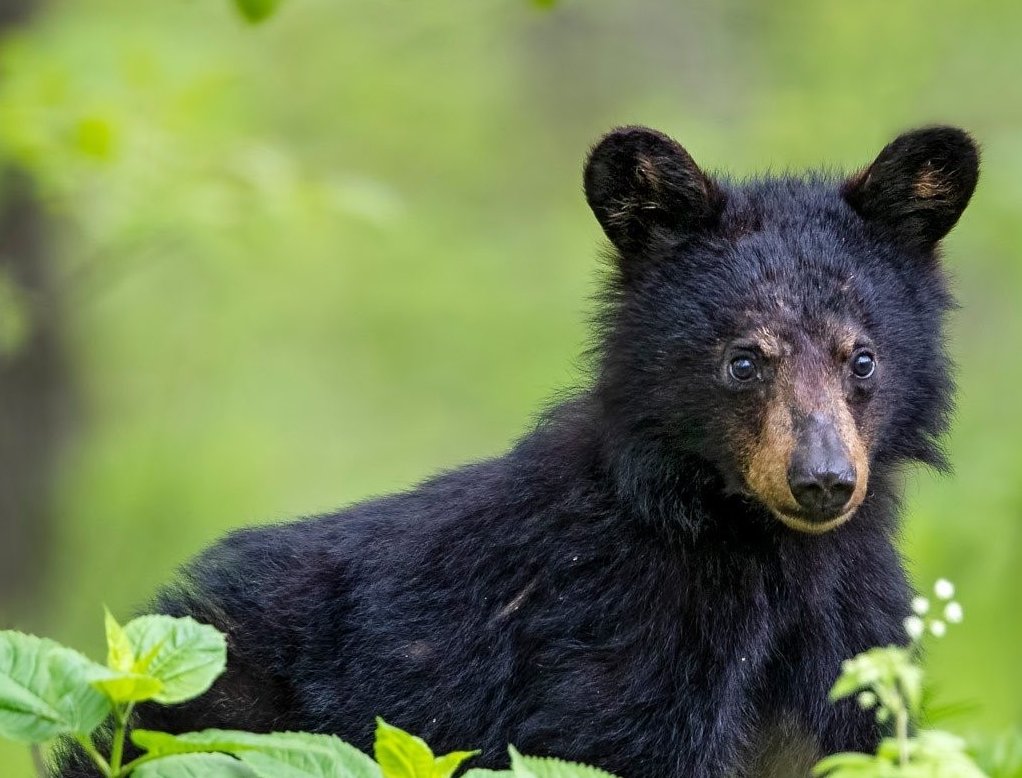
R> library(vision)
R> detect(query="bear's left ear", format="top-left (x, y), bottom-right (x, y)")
top-left (584, 126), bottom-right (724, 260)
top-left (843, 126), bottom-right (980, 251)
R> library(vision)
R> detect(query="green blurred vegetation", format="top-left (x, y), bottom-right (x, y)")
top-left (0, 0), bottom-right (1020, 773)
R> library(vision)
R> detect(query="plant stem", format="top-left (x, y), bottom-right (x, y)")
top-left (109, 702), bottom-right (135, 775)
top-left (896, 704), bottom-right (909, 767)
top-left (75, 733), bottom-right (111, 777)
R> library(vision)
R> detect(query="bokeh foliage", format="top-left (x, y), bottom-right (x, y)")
top-left (0, 0), bottom-right (1020, 773)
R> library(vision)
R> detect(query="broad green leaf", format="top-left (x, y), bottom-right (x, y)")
top-left (133, 729), bottom-right (381, 778)
top-left (240, 748), bottom-right (371, 778)
top-left (462, 771), bottom-right (514, 778)
top-left (508, 747), bottom-right (619, 778)
top-left (123, 615), bottom-right (227, 704)
top-left (234, 0), bottom-right (283, 23)
top-left (433, 749), bottom-right (480, 778)
top-left (815, 732), bottom-right (991, 778)
top-left (105, 608), bottom-right (136, 673)
top-left (95, 609), bottom-right (166, 702)
top-left (371, 718), bottom-right (476, 778)
top-left (828, 672), bottom-right (867, 702)
top-left (875, 737), bottom-right (903, 761)
top-left (812, 751), bottom-right (885, 777)
top-left (132, 728), bottom-right (263, 756)
top-left (910, 731), bottom-right (988, 776)
top-left (0, 631), bottom-right (111, 743)
top-left (89, 669), bottom-right (164, 704)
top-left (134, 753), bottom-right (259, 778)
top-left (374, 718), bottom-right (436, 778)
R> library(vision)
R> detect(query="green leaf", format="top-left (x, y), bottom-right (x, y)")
top-left (909, 731), bottom-right (989, 776)
top-left (239, 749), bottom-right (371, 778)
top-left (433, 750), bottom-right (479, 778)
top-left (874, 737), bottom-right (903, 762)
top-left (815, 732), bottom-right (991, 778)
top-left (462, 772), bottom-right (514, 778)
top-left (0, 631), bottom-right (112, 743)
top-left (234, 0), bottom-right (283, 23)
top-left (374, 718), bottom-right (437, 778)
top-left (123, 615), bottom-right (227, 704)
top-left (90, 669), bottom-right (164, 704)
top-left (828, 673), bottom-right (867, 702)
top-left (372, 718), bottom-right (477, 778)
top-left (134, 753), bottom-right (259, 777)
top-left (133, 729), bottom-right (382, 778)
top-left (507, 747), bottom-right (619, 778)
top-left (133, 728), bottom-right (253, 756)
top-left (812, 751), bottom-right (886, 777)
top-left (105, 607), bottom-right (136, 673)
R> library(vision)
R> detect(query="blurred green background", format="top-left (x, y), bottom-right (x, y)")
top-left (0, 0), bottom-right (1020, 773)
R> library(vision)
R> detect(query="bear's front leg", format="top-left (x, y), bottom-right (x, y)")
top-left (758, 568), bottom-right (910, 773)
top-left (505, 647), bottom-right (762, 778)
top-left (744, 643), bottom-right (879, 778)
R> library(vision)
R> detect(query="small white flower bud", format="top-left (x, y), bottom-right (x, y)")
top-left (904, 615), bottom-right (925, 640)
top-left (944, 601), bottom-right (963, 624)
top-left (857, 691), bottom-right (877, 710)
top-left (930, 620), bottom-right (947, 637)
top-left (911, 596), bottom-right (930, 616)
top-left (934, 579), bottom-right (955, 600)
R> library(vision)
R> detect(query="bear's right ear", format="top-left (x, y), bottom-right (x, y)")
top-left (584, 127), bottom-right (723, 259)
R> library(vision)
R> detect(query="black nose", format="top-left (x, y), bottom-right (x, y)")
top-left (788, 468), bottom-right (856, 517)
top-left (787, 414), bottom-right (857, 520)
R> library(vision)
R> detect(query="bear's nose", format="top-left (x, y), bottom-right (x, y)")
top-left (787, 414), bottom-right (857, 520)
top-left (788, 467), bottom-right (856, 518)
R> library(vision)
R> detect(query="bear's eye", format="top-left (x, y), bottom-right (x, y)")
top-left (728, 355), bottom-right (758, 382)
top-left (851, 350), bottom-right (876, 379)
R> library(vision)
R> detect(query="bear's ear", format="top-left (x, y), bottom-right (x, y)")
top-left (843, 126), bottom-right (980, 251)
top-left (584, 126), bottom-right (723, 258)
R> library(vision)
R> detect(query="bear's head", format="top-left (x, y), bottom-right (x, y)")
top-left (585, 126), bottom-right (979, 534)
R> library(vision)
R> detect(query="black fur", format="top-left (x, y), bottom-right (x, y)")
top-left (54, 126), bottom-right (979, 777)
top-left (584, 126), bottom-right (725, 261)
top-left (843, 126), bottom-right (979, 251)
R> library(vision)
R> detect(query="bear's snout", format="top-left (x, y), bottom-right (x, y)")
top-left (787, 413), bottom-right (857, 522)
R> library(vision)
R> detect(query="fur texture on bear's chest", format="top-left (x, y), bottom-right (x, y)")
top-left (239, 414), bottom-right (909, 777)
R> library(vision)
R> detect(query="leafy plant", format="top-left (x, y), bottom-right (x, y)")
top-left (0, 612), bottom-right (613, 778)
top-left (813, 579), bottom-right (991, 778)
top-left (0, 609), bottom-right (226, 776)
top-left (1, 586), bottom-right (1018, 778)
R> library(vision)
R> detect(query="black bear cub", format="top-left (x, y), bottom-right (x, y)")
top-left (57, 126), bottom-right (979, 777)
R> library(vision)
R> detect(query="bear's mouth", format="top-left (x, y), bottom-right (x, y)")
top-left (771, 506), bottom-right (857, 535)
top-left (733, 485), bottom-right (860, 534)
